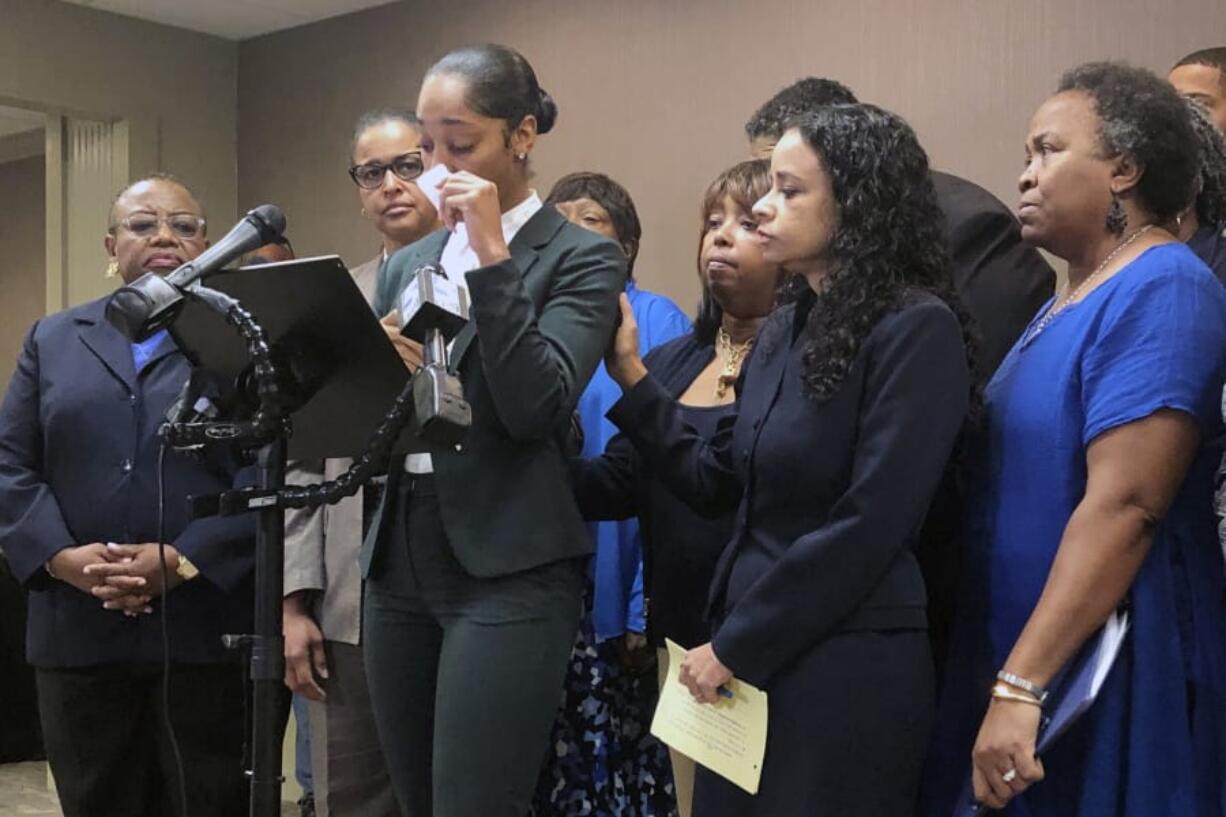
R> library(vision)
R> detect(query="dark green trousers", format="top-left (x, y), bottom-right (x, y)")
top-left (363, 475), bottom-right (582, 817)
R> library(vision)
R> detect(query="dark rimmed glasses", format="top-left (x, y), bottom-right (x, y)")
top-left (349, 152), bottom-right (425, 189)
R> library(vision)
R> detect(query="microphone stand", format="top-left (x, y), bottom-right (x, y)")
top-left (158, 283), bottom-right (426, 817)
top-left (247, 436), bottom-right (287, 817)
top-left (154, 286), bottom-right (289, 817)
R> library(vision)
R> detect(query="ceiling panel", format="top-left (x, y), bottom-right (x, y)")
top-left (62, 0), bottom-right (397, 40)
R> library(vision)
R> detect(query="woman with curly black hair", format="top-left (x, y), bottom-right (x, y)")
top-left (1178, 98), bottom-right (1226, 281)
top-left (602, 104), bottom-right (972, 816)
top-left (922, 62), bottom-right (1226, 817)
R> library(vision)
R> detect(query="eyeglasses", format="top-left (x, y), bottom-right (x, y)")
top-left (349, 153), bottom-right (425, 189)
top-left (117, 214), bottom-right (207, 240)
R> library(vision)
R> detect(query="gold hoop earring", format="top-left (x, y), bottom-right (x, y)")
top-left (105, 258), bottom-right (119, 278)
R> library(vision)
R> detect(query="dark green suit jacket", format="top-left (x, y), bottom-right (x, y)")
top-left (361, 205), bottom-right (626, 579)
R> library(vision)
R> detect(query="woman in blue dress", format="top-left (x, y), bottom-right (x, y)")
top-left (922, 62), bottom-right (1226, 817)
top-left (532, 172), bottom-right (690, 817)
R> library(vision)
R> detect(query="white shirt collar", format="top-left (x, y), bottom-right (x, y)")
top-left (498, 190), bottom-right (543, 242)
top-left (441, 190), bottom-right (542, 279)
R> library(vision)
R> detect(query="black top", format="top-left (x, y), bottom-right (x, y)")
top-left (572, 331), bottom-right (736, 648)
top-left (1188, 221), bottom-right (1226, 285)
top-left (609, 289), bottom-right (970, 687)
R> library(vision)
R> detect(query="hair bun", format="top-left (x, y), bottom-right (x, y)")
top-left (536, 88), bottom-right (558, 134)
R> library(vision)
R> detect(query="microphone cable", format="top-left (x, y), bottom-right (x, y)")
top-left (156, 442), bottom-right (191, 817)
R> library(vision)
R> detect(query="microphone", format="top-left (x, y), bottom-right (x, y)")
top-left (105, 205), bottom-right (287, 341)
top-left (398, 263), bottom-right (472, 445)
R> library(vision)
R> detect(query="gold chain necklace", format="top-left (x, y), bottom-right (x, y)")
top-left (1026, 224), bottom-right (1154, 342)
top-left (715, 327), bottom-right (753, 399)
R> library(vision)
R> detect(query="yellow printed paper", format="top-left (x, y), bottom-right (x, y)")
top-left (650, 638), bottom-right (768, 795)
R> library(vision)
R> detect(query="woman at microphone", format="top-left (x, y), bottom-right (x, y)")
top-left (0, 173), bottom-right (255, 816)
top-left (365, 44), bottom-right (626, 817)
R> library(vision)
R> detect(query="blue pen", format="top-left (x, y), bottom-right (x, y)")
top-left (717, 685), bottom-right (734, 699)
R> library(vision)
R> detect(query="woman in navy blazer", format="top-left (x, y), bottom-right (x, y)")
top-left (0, 174), bottom-right (255, 816)
top-left (603, 106), bottom-right (974, 816)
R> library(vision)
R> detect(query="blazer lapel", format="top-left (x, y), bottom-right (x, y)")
top-left (76, 300), bottom-right (137, 392)
top-left (449, 207), bottom-right (565, 372)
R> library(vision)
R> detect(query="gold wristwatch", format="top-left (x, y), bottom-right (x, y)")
top-left (175, 553), bottom-right (200, 581)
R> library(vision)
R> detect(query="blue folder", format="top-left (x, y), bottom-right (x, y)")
top-left (952, 610), bottom-right (1130, 816)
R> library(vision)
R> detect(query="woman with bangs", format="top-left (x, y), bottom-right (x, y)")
top-left (571, 158), bottom-right (781, 817)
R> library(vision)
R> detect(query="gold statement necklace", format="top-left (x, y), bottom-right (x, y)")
top-left (715, 327), bottom-right (754, 399)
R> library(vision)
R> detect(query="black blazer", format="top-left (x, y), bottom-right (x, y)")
top-left (573, 331), bottom-right (735, 647)
top-left (362, 205), bottom-right (626, 578)
top-left (933, 171), bottom-right (1054, 379)
top-left (609, 289), bottom-right (969, 686)
top-left (0, 296), bottom-right (255, 668)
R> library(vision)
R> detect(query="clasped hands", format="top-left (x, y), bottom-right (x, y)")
top-left (48, 541), bottom-right (186, 616)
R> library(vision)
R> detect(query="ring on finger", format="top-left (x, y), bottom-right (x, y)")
top-left (1001, 768), bottom-right (1018, 784)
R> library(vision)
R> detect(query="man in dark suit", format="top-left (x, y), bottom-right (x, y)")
top-left (0, 175), bottom-right (255, 817)
top-left (746, 77), bottom-right (1055, 380)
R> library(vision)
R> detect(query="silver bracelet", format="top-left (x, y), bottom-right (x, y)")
top-left (996, 670), bottom-right (1049, 704)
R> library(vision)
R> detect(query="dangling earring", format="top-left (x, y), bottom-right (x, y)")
top-left (360, 207), bottom-right (367, 216)
top-left (1105, 194), bottom-right (1127, 236)
top-left (105, 258), bottom-right (119, 278)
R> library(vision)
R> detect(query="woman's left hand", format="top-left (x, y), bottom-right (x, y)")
top-left (436, 170), bottom-right (510, 267)
top-left (970, 698), bottom-right (1045, 810)
top-left (679, 642), bottom-right (734, 704)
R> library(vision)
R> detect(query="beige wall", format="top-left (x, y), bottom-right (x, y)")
top-left (0, 155), bottom-right (45, 391)
top-left (237, 0), bottom-right (1226, 311)
top-left (0, 0), bottom-right (238, 292)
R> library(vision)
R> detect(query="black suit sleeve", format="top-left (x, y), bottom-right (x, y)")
top-left (570, 432), bottom-right (640, 521)
top-left (934, 172), bottom-right (1054, 377)
top-left (607, 374), bottom-right (742, 517)
top-left (571, 342), bottom-right (694, 521)
top-left (711, 302), bottom-right (969, 683)
top-left (0, 323), bottom-right (74, 587)
top-left (465, 238), bottom-right (625, 441)
top-left (172, 466), bottom-right (258, 593)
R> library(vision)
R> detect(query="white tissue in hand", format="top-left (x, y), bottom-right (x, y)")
top-left (415, 164), bottom-right (449, 212)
